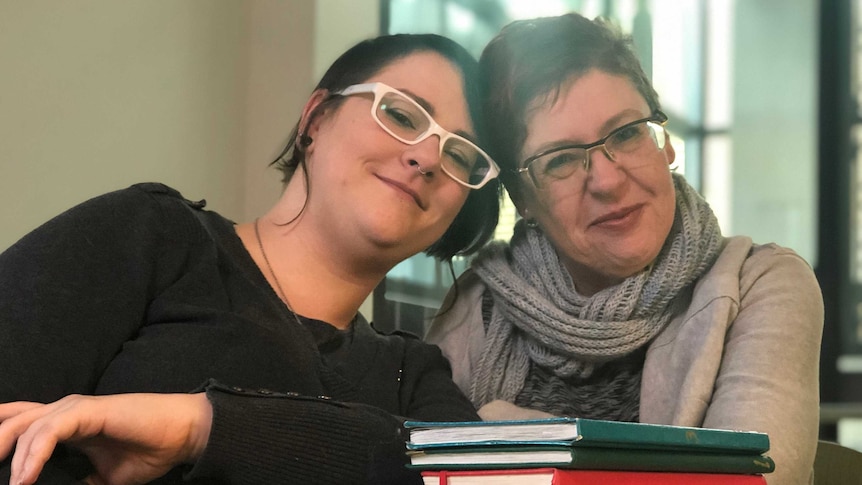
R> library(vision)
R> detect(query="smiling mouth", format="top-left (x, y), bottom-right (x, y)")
top-left (376, 175), bottom-right (425, 210)
top-left (591, 205), bottom-right (642, 226)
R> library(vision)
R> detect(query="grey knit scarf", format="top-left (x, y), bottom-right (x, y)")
top-left (469, 173), bottom-right (724, 407)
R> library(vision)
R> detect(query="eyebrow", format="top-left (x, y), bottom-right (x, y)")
top-left (527, 108), bottom-right (648, 156)
top-left (400, 88), bottom-right (435, 115)
top-left (597, 109), bottom-right (646, 135)
top-left (400, 88), bottom-right (479, 144)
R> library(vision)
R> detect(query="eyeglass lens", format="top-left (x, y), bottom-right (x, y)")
top-left (375, 91), bottom-right (492, 186)
top-left (529, 120), bottom-right (665, 187)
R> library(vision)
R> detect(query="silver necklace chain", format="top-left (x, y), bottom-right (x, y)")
top-left (254, 218), bottom-right (304, 327)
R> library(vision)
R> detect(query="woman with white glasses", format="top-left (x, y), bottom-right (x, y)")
top-left (0, 34), bottom-right (499, 485)
top-left (427, 13), bottom-right (822, 485)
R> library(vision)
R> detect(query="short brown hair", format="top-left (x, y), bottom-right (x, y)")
top-left (479, 13), bottom-right (661, 202)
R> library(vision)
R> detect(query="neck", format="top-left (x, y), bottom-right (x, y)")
top-left (238, 211), bottom-right (392, 330)
top-left (562, 259), bottom-right (623, 297)
top-left (563, 258), bottom-right (657, 297)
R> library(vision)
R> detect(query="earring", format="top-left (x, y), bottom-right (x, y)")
top-left (297, 134), bottom-right (313, 150)
top-left (525, 218), bottom-right (539, 229)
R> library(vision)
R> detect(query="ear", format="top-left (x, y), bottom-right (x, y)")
top-left (297, 89), bottom-right (331, 145)
top-left (507, 182), bottom-right (531, 217)
top-left (664, 133), bottom-right (676, 166)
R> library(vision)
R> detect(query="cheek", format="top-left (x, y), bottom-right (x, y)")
top-left (650, 178), bottom-right (677, 244)
top-left (534, 190), bottom-right (582, 228)
top-left (443, 187), bottom-right (471, 221)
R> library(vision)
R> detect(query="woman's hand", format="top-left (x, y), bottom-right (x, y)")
top-left (477, 399), bottom-right (555, 421)
top-left (0, 393), bottom-right (212, 485)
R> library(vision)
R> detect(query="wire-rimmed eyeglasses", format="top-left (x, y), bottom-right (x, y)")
top-left (517, 111), bottom-right (669, 189)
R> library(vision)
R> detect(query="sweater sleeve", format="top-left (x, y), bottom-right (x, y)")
top-left (398, 334), bottom-right (480, 422)
top-left (0, 184), bottom-right (185, 403)
top-left (703, 245), bottom-right (823, 485)
top-left (186, 332), bottom-right (479, 485)
top-left (187, 381), bottom-right (424, 485)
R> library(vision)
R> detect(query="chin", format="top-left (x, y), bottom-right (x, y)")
top-left (366, 229), bottom-right (429, 256)
top-left (602, 244), bottom-right (661, 278)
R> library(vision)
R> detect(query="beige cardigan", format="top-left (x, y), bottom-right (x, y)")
top-left (427, 236), bottom-right (823, 485)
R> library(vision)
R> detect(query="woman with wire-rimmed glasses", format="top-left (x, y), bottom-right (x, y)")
top-left (428, 13), bottom-right (822, 485)
top-left (0, 34), bottom-right (498, 485)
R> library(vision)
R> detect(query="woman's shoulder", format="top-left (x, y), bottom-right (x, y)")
top-left (361, 318), bottom-right (431, 353)
top-left (745, 239), bottom-right (813, 269)
top-left (437, 269), bottom-right (488, 318)
top-left (56, 182), bottom-right (208, 223)
top-left (740, 238), bottom-right (818, 289)
top-left (358, 319), bottom-right (451, 371)
top-left (113, 182), bottom-right (209, 216)
top-left (684, 236), bottom-right (820, 320)
top-left (426, 268), bottom-right (487, 343)
top-left (724, 237), bottom-right (823, 324)
top-left (708, 236), bottom-right (816, 285)
top-left (5, 183), bottom-right (207, 255)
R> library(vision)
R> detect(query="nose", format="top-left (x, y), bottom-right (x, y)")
top-left (409, 159), bottom-right (431, 177)
top-left (584, 143), bottom-right (626, 194)
top-left (403, 135), bottom-right (442, 176)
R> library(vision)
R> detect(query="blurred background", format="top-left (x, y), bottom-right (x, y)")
top-left (1, 0), bottom-right (859, 449)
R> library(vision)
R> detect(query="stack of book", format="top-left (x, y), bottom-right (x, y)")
top-left (404, 417), bottom-right (774, 484)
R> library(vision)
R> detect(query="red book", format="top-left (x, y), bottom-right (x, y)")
top-left (422, 468), bottom-right (768, 485)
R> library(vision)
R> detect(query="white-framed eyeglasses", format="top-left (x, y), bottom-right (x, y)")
top-left (333, 82), bottom-right (500, 189)
top-left (517, 111), bottom-right (669, 189)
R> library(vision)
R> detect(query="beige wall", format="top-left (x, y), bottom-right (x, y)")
top-left (241, 1), bottom-right (315, 223)
top-left (1, 1), bottom-right (249, 249)
top-left (242, 0), bottom-right (379, 222)
top-left (1, 0), bottom-right (378, 313)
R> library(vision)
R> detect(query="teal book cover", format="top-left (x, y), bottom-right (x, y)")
top-left (404, 418), bottom-right (769, 455)
top-left (407, 445), bottom-right (775, 475)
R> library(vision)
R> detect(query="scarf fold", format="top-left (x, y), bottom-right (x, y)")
top-left (470, 173), bottom-right (724, 407)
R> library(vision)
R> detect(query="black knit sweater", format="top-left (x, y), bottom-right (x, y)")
top-left (0, 183), bottom-right (478, 484)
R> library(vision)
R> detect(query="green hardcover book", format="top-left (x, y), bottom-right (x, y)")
top-left (404, 418), bottom-right (769, 455)
top-left (407, 445), bottom-right (775, 475)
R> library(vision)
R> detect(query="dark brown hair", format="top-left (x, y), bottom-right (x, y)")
top-left (271, 33), bottom-right (500, 260)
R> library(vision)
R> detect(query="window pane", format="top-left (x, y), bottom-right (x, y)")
top-left (651, 0), bottom-right (703, 123)
top-left (704, 0), bottom-right (733, 129)
top-left (852, 124), bottom-right (862, 283)
top-left (855, 0), bottom-right (862, 117)
top-left (702, 134), bottom-right (733, 234)
top-left (731, 0), bottom-right (818, 265)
